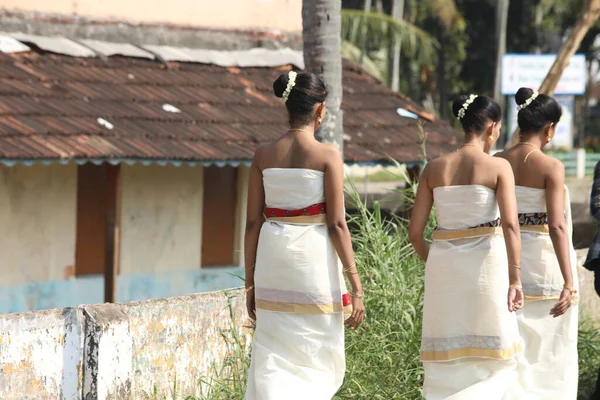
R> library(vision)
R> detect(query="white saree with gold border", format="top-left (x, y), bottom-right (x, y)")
top-left (514, 185), bottom-right (578, 399)
top-left (422, 185), bottom-right (522, 400)
top-left (245, 169), bottom-right (349, 400)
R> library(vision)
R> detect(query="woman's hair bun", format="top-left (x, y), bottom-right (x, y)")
top-left (515, 87), bottom-right (534, 106)
top-left (273, 74), bottom-right (289, 98)
top-left (452, 95), bottom-right (469, 119)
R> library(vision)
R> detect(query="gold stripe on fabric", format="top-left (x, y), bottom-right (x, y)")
top-left (421, 343), bottom-right (522, 362)
top-left (255, 299), bottom-right (343, 314)
top-left (524, 294), bottom-right (580, 303)
top-left (432, 227), bottom-right (503, 241)
top-left (520, 225), bottom-right (549, 233)
top-left (267, 214), bottom-right (327, 224)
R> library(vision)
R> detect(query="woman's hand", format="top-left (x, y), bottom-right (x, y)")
top-left (507, 285), bottom-right (524, 312)
top-left (550, 288), bottom-right (572, 318)
top-left (345, 297), bottom-right (365, 330)
top-left (246, 289), bottom-right (256, 322)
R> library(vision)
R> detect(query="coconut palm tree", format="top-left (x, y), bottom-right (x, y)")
top-left (303, 0), bottom-right (345, 151)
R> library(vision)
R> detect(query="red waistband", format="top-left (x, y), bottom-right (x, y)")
top-left (265, 202), bottom-right (326, 218)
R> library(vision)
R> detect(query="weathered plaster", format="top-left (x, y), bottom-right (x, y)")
top-left (83, 304), bottom-right (132, 400)
top-left (0, 307), bottom-right (84, 400)
top-left (0, 267), bottom-right (244, 314)
top-left (0, 163), bottom-right (76, 286)
top-left (119, 164), bottom-right (204, 275)
top-left (123, 289), bottom-right (246, 398)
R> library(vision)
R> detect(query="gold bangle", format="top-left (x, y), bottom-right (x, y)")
top-left (509, 283), bottom-right (523, 291)
top-left (351, 291), bottom-right (365, 299)
top-left (563, 284), bottom-right (578, 295)
top-left (509, 264), bottom-right (521, 270)
top-left (344, 262), bottom-right (356, 272)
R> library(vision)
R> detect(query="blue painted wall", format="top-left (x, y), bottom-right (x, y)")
top-left (0, 267), bottom-right (245, 315)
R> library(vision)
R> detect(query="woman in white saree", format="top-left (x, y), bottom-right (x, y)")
top-left (496, 87), bottom-right (578, 400)
top-left (244, 70), bottom-right (365, 400)
top-left (409, 94), bottom-right (524, 400)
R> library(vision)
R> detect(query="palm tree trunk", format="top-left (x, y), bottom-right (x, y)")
top-left (493, 0), bottom-right (509, 147)
top-left (509, 0), bottom-right (600, 147)
top-left (303, 0), bottom-right (344, 152)
top-left (388, 0), bottom-right (404, 91)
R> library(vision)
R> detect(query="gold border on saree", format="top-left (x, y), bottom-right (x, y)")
top-left (266, 214), bottom-right (327, 224)
top-left (420, 343), bottom-right (522, 362)
top-left (520, 224), bottom-right (549, 233)
top-left (432, 227), bottom-right (503, 241)
top-left (256, 299), bottom-right (343, 314)
top-left (524, 294), bottom-right (580, 303)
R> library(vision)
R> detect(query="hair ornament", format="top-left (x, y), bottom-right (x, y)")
top-left (457, 94), bottom-right (478, 120)
top-left (282, 71), bottom-right (297, 103)
top-left (517, 90), bottom-right (539, 111)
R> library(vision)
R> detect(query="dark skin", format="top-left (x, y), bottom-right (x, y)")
top-left (495, 123), bottom-right (575, 318)
top-left (408, 120), bottom-right (524, 312)
top-left (244, 102), bottom-right (365, 330)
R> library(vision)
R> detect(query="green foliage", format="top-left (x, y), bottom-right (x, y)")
top-left (577, 321), bottom-right (600, 399)
top-left (341, 9), bottom-right (439, 65)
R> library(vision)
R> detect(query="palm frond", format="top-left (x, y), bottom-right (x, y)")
top-left (341, 41), bottom-right (384, 80)
top-left (341, 10), bottom-right (439, 64)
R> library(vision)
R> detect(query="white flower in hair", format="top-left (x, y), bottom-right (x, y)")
top-left (517, 91), bottom-right (539, 111)
top-left (282, 71), bottom-right (297, 103)
top-left (457, 94), bottom-right (478, 120)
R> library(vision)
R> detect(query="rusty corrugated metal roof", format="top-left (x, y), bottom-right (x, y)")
top-left (0, 45), bottom-right (459, 165)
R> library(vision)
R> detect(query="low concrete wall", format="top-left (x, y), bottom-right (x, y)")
top-left (577, 249), bottom-right (600, 326)
top-left (0, 289), bottom-right (245, 399)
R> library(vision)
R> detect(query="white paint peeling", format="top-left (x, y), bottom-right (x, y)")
top-left (0, 308), bottom-right (83, 400)
top-left (0, 290), bottom-right (246, 399)
top-left (97, 319), bottom-right (132, 399)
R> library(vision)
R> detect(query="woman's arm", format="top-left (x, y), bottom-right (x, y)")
top-left (495, 159), bottom-right (523, 311)
top-left (408, 166), bottom-right (433, 261)
top-left (591, 161), bottom-right (600, 222)
top-left (244, 155), bottom-right (265, 320)
top-left (545, 159), bottom-right (574, 317)
top-left (323, 145), bottom-right (364, 330)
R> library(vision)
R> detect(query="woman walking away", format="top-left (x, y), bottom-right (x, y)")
top-left (244, 70), bottom-right (365, 400)
top-left (496, 87), bottom-right (578, 400)
top-left (409, 94), bottom-right (523, 400)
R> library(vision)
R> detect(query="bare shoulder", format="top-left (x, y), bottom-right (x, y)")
top-left (490, 155), bottom-right (513, 175)
top-left (541, 154), bottom-right (565, 181)
top-left (251, 143), bottom-right (270, 168)
top-left (319, 142), bottom-right (343, 166)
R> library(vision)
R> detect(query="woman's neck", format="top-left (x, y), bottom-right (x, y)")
top-left (518, 133), bottom-right (544, 147)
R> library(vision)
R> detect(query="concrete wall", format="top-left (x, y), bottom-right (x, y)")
top-left (577, 249), bottom-right (600, 326)
top-left (0, 289), bottom-right (246, 399)
top-left (0, 164), bottom-right (78, 313)
top-left (1, 0), bottom-right (302, 31)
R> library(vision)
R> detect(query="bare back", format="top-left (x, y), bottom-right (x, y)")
top-left (495, 145), bottom-right (560, 189)
top-left (253, 131), bottom-right (334, 173)
top-left (426, 149), bottom-right (509, 191)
